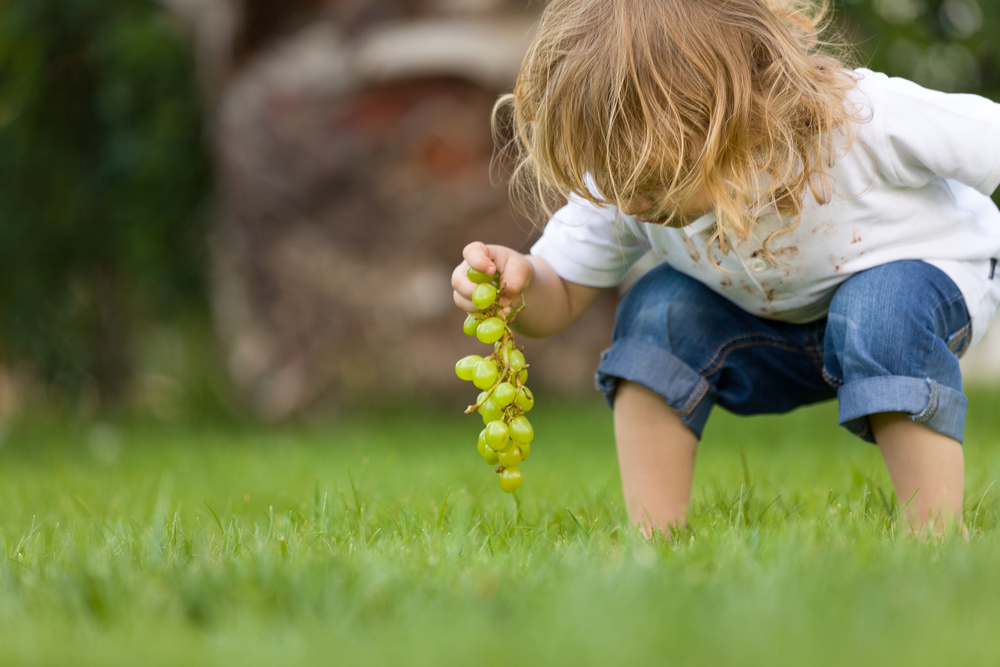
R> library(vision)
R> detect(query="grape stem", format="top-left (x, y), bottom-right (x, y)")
top-left (463, 295), bottom-right (527, 415)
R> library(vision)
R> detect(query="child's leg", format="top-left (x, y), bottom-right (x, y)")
top-left (870, 412), bottom-right (964, 534)
top-left (598, 263), bottom-right (835, 536)
top-left (825, 260), bottom-right (972, 535)
top-left (614, 380), bottom-right (698, 536)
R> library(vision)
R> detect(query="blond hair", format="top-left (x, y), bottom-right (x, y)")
top-left (495, 0), bottom-right (863, 260)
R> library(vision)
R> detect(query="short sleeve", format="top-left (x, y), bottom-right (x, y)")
top-left (529, 193), bottom-right (649, 287)
top-left (859, 70), bottom-right (1000, 195)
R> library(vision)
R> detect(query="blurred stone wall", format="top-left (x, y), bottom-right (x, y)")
top-left (165, 0), bottom-right (1000, 421)
top-left (170, 0), bottom-right (619, 419)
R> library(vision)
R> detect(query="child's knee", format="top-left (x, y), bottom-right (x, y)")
top-left (824, 260), bottom-right (967, 380)
top-left (823, 260), bottom-right (970, 443)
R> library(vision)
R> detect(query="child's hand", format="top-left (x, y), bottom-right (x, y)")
top-left (452, 242), bottom-right (534, 315)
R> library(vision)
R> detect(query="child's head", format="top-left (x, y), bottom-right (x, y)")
top-left (498, 0), bottom-right (860, 248)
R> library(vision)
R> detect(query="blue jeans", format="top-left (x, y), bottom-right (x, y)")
top-left (596, 260), bottom-right (972, 443)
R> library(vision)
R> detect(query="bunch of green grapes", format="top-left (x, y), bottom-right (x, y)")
top-left (454, 267), bottom-right (534, 493)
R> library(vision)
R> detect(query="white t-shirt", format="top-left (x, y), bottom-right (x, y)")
top-left (530, 69), bottom-right (1000, 347)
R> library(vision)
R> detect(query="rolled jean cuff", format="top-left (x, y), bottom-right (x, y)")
top-left (595, 337), bottom-right (714, 439)
top-left (837, 376), bottom-right (967, 444)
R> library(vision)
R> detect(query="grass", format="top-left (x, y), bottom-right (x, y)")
top-left (3, 390), bottom-right (1000, 666)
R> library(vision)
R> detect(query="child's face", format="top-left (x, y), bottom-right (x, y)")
top-left (622, 184), bottom-right (714, 227)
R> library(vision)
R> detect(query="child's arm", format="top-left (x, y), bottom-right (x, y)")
top-left (452, 241), bottom-right (603, 337)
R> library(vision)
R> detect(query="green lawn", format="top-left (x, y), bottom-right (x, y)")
top-left (2, 391), bottom-right (1000, 666)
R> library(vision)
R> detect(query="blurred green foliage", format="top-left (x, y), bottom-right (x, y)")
top-left (838, 0), bottom-right (1000, 96)
top-left (0, 0), bottom-right (210, 401)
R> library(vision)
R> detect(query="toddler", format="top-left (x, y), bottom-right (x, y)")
top-left (451, 0), bottom-right (1000, 535)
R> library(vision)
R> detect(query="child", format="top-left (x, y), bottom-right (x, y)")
top-left (451, 0), bottom-right (1000, 535)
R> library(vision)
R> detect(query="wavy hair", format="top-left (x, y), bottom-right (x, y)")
top-left (495, 0), bottom-right (864, 262)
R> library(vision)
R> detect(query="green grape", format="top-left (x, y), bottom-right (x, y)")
top-left (479, 398), bottom-right (502, 424)
top-left (498, 445), bottom-right (522, 469)
top-left (479, 430), bottom-right (500, 464)
top-left (484, 420), bottom-right (510, 450)
top-left (515, 386), bottom-right (534, 411)
top-left (455, 354), bottom-right (483, 381)
top-left (467, 267), bottom-right (494, 284)
top-left (478, 429), bottom-right (488, 457)
top-left (476, 317), bottom-right (506, 344)
top-left (472, 283), bottom-right (498, 310)
top-left (458, 266), bottom-right (536, 491)
top-left (483, 445), bottom-right (499, 465)
top-left (473, 359), bottom-right (498, 389)
top-left (499, 468), bottom-right (523, 493)
top-left (463, 314), bottom-right (480, 336)
top-left (492, 382), bottom-right (515, 408)
top-left (510, 415), bottom-right (534, 444)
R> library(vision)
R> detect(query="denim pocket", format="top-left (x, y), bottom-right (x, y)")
top-left (945, 322), bottom-right (971, 357)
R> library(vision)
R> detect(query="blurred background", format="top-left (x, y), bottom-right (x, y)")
top-left (1, 0), bottom-right (1000, 424)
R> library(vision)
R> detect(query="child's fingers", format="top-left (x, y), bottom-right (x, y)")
top-left (462, 242), bottom-right (497, 277)
top-left (496, 256), bottom-right (531, 302)
top-left (455, 242), bottom-right (532, 313)
top-left (453, 288), bottom-right (478, 313)
top-left (451, 261), bottom-right (478, 302)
